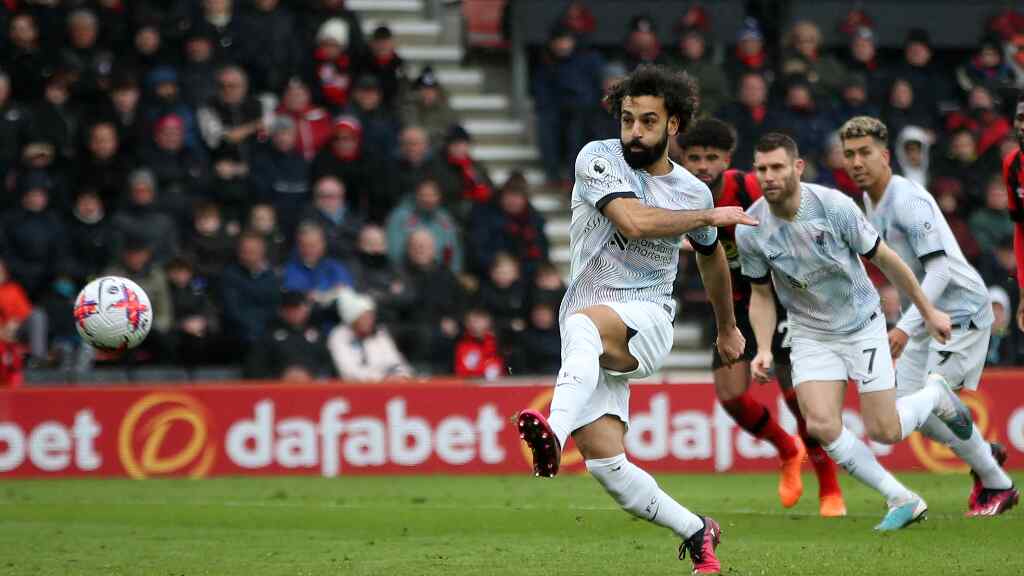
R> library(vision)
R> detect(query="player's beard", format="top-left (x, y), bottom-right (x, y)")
top-left (622, 128), bottom-right (669, 170)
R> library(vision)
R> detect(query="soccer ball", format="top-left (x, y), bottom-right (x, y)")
top-left (73, 276), bottom-right (153, 351)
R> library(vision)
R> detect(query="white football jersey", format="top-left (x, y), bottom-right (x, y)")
top-left (736, 183), bottom-right (881, 335)
top-left (560, 139), bottom-right (717, 323)
top-left (863, 174), bottom-right (993, 334)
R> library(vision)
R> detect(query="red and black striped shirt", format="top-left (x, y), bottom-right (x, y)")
top-left (715, 169), bottom-right (762, 301)
top-left (1003, 148), bottom-right (1024, 288)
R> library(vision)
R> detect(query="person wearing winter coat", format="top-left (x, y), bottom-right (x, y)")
top-left (327, 289), bottom-right (411, 381)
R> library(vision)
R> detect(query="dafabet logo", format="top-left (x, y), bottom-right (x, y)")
top-left (118, 393), bottom-right (216, 478)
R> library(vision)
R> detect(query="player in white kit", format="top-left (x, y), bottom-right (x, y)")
top-left (735, 133), bottom-right (974, 531)
top-left (515, 65), bottom-right (755, 574)
top-left (839, 116), bottom-right (1018, 517)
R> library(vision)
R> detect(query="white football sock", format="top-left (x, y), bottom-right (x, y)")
top-left (548, 314), bottom-right (603, 449)
top-left (918, 416), bottom-right (1013, 490)
top-left (825, 427), bottom-right (915, 506)
top-left (895, 384), bottom-right (941, 440)
top-left (587, 454), bottom-right (704, 539)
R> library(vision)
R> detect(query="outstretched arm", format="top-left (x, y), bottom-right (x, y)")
top-left (603, 197), bottom-right (757, 240)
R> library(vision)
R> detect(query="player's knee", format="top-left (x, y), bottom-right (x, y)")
top-left (864, 419), bottom-right (901, 445)
top-left (564, 313), bottom-right (603, 356)
top-left (803, 413), bottom-right (842, 444)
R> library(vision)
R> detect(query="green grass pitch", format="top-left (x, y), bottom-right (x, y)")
top-left (0, 472), bottom-right (1020, 575)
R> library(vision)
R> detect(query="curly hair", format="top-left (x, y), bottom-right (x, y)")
top-left (677, 117), bottom-right (737, 153)
top-left (839, 116), bottom-right (889, 145)
top-left (604, 64), bottom-right (700, 131)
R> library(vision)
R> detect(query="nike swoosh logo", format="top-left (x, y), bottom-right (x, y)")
top-left (862, 377), bottom-right (878, 385)
top-left (610, 465), bottom-right (622, 472)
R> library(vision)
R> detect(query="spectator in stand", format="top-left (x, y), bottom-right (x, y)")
top-left (842, 27), bottom-right (888, 108)
top-left (282, 221), bottom-right (355, 307)
top-left (468, 172), bottom-right (549, 277)
top-left (970, 174), bottom-right (1016, 257)
top-left (65, 188), bottom-right (115, 284)
top-left (11, 140), bottom-right (67, 213)
top-left (179, 27), bottom-right (220, 110)
top-left (94, 74), bottom-right (144, 156)
top-left (623, 15), bottom-right (666, 70)
top-left (893, 125), bottom-right (933, 186)
top-left (931, 128), bottom-right (989, 208)
top-left (189, 0), bottom-right (243, 64)
top-left (935, 188), bottom-right (982, 263)
top-left (302, 0), bottom-right (366, 56)
top-left (238, 0), bottom-right (301, 94)
top-left (780, 20), bottom-right (846, 99)
top-left (28, 71), bottom-right (80, 163)
top-left (945, 84), bottom-right (1011, 158)
top-left (718, 72), bottom-right (775, 169)
top-left (386, 178), bottom-right (463, 274)
top-left (244, 290), bottom-right (333, 379)
top-left (363, 25), bottom-right (405, 111)
top-left (531, 24), bottom-right (604, 186)
top-left (774, 77), bottom-right (834, 175)
top-left (61, 9), bottom-right (114, 108)
top-left (126, 18), bottom-right (172, 80)
top-left (513, 300), bottom-right (562, 376)
top-left (387, 125), bottom-right (435, 204)
top-left (248, 203), bottom-right (287, 263)
top-left (328, 288), bottom-right (412, 381)
top-left (401, 66), bottom-right (459, 146)
top-left (38, 273), bottom-right (91, 372)
top-left (395, 228), bottom-right (463, 373)
top-left (453, 306), bottom-right (505, 380)
top-left (476, 252), bottom-right (528, 344)
top-left (347, 75), bottom-right (400, 166)
top-left (0, 257), bottom-right (47, 368)
top-left (276, 77), bottom-right (333, 162)
top-left (559, 0), bottom-right (596, 40)
top-left (0, 259), bottom-right (30, 386)
top-left (346, 224), bottom-right (412, 328)
top-left (1, 172), bottom-right (67, 299)
top-left (221, 232), bottom-right (280, 351)
top-left (882, 77), bottom-right (936, 139)
top-left (300, 176), bottom-right (363, 262)
top-left (312, 116), bottom-right (377, 220)
top-left (829, 73), bottom-right (879, 128)
top-left (104, 237), bottom-right (173, 362)
top-left (0, 72), bottom-right (25, 187)
top-left (138, 114), bottom-right (210, 225)
top-left (987, 286), bottom-right (1013, 365)
top-left (530, 261), bottom-right (566, 305)
top-left (183, 202), bottom-right (235, 286)
top-left (669, 26), bottom-right (728, 116)
top-left (252, 115), bottom-right (310, 237)
top-left (725, 18), bottom-right (773, 90)
top-left (431, 125), bottom-right (494, 225)
top-left (955, 34), bottom-right (1018, 97)
top-left (590, 61), bottom-right (628, 141)
top-left (815, 133), bottom-right (859, 198)
top-left (142, 66), bottom-right (201, 153)
top-left (5, 12), bottom-right (54, 102)
top-left (311, 17), bottom-right (360, 112)
top-left (111, 169), bottom-right (179, 265)
top-left (166, 255), bottom-right (222, 367)
top-left (892, 28), bottom-right (954, 119)
top-left (76, 122), bottom-right (132, 208)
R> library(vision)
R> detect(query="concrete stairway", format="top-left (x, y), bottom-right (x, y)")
top-left (346, 0), bottom-right (709, 372)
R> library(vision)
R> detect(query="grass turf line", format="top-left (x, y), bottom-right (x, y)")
top-left (0, 472), bottom-right (1020, 575)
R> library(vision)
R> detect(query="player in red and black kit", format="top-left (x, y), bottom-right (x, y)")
top-left (1006, 93), bottom-right (1024, 332)
top-left (675, 119), bottom-right (845, 516)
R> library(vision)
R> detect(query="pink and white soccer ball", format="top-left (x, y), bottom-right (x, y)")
top-left (73, 276), bottom-right (153, 351)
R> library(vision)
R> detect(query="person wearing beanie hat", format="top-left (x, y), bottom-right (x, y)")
top-left (363, 24), bottom-right (406, 110)
top-left (311, 114), bottom-right (380, 221)
top-left (243, 286), bottom-right (334, 380)
top-left (955, 34), bottom-right (1017, 96)
top-left (401, 65), bottom-right (458, 145)
top-left (111, 166), bottom-right (180, 266)
top-left (142, 65), bottom-right (201, 152)
top-left (328, 288), bottom-right (412, 381)
top-left (313, 18), bottom-right (359, 111)
top-left (726, 17), bottom-right (773, 89)
top-left (893, 27), bottom-right (954, 119)
top-left (0, 168), bottom-right (67, 299)
top-left (669, 23), bottom-right (729, 115)
top-left (350, 72), bottom-right (401, 175)
top-left (431, 124), bottom-right (495, 226)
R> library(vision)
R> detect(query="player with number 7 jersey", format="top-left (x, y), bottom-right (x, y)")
top-left (735, 132), bottom-right (976, 531)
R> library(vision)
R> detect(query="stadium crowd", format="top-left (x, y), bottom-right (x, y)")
top-left (0, 0), bottom-right (1022, 383)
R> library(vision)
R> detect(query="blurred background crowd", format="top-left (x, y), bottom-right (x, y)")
top-left (0, 0), bottom-right (1022, 385)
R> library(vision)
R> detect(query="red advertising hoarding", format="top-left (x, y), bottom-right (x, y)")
top-left (1, 373), bottom-right (1023, 478)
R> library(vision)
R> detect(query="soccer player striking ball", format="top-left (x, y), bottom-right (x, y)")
top-left (515, 65), bottom-right (754, 574)
top-left (1007, 92), bottom-right (1024, 332)
top-left (676, 118), bottom-right (845, 516)
top-left (736, 132), bottom-right (974, 531)
top-left (842, 116), bottom-right (1018, 516)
